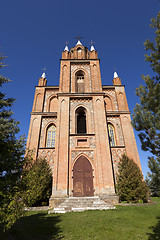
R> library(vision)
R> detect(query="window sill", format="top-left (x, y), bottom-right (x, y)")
top-left (110, 146), bottom-right (125, 148)
top-left (39, 147), bottom-right (55, 149)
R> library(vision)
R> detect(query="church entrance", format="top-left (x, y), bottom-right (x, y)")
top-left (73, 156), bottom-right (94, 197)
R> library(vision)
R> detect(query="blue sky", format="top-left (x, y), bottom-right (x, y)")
top-left (1, 0), bottom-right (159, 177)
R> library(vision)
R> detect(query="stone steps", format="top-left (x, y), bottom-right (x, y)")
top-left (48, 196), bottom-right (115, 214)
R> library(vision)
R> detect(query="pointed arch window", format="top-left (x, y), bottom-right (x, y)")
top-left (108, 124), bottom-right (116, 147)
top-left (75, 70), bottom-right (85, 93)
top-left (46, 125), bottom-right (56, 148)
top-left (76, 107), bottom-right (87, 134)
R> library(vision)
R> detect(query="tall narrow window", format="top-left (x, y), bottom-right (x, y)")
top-left (75, 70), bottom-right (84, 93)
top-left (76, 107), bottom-right (87, 134)
top-left (46, 125), bottom-right (56, 148)
top-left (108, 124), bottom-right (116, 146)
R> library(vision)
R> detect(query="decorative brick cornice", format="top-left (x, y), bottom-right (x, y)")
top-left (106, 111), bottom-right (131, 116)
top-left (57, 92), bottom-right (105, 97)
top-left (60, 59), bottom-right (100, 62)
top-left (31, 112), bottom-right (57, 116)
top-left (35, 86), bottom-right (59, 89)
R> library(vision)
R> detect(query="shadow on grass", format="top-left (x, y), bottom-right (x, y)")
top-left (147, 217), bottom-right (160, 240)
top-left (0, 212), bottom-right (64, 240)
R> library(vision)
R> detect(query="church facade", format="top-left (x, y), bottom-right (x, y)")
top-left (26, 41), bottom-right (141, 206)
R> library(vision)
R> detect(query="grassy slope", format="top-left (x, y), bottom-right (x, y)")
top-left (1, 198), bottom-right (160, 240)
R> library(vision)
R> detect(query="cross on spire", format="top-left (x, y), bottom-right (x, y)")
top-left (75, 35), bottom-right (83, 46)
top-left (65, 41), bottom-right (69, 46)
top-left (75, 35), bottom-right (83, 40)
top-left (42, 67), bottom-right (47, 73)
top-left (41, 67), bottom-right (46, 78)
top-left (89, 40), bottom-right (95, 46)
top-left (89, 40), bottom-right (96, 51)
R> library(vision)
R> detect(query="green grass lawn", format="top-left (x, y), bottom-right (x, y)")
top-left (1, 198), bottom-right (160, 240)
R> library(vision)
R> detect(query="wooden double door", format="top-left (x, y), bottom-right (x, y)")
top-left (73, 156), bottom-right (94, 197)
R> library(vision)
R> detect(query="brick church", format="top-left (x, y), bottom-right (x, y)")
top-left (26, 40), bottom-right (142, 207)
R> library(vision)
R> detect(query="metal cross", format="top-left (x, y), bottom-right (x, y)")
top-left (75, 35), bottom-right (83, 40)
top-left (89, 40), bottom-right (95, 46)
top-left (65, 41), bottom-right (69, 46)
top-left (42, 67), bottom-right (47, 73)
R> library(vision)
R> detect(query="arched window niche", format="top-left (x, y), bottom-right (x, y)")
top-left (76, 107), bottom-right (87, 134)
top-left (46, 124), bottom-right (56, 148)
top-left (77, 47), bottom-right (82, 53)
top-left (108, 124), bottom-right (116, 147)
top-left (75, 70), bottom-right (85, 93)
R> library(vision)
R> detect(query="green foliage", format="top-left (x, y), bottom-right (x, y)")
top-left (21, 151), bottom-right (52, 207)
top-left (132, 12), bottom-right (160, 159)
top-left (0, 188), bottom-right (24, 231)
top-left (0, 52), bottom-right (25, 231)
top-left (132, 12), bottom-right (160, 197)
top-left (116, 154), bottom-right (149, 203)
top-left (146, 157), bottom-right (160, 196)
top-left (0, 52), bottom-right (52, 231)
top-left (1, 198), bottom-right (160, 240)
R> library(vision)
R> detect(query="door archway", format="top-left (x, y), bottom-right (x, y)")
top-left (73, 156), bottom-right (94, 197)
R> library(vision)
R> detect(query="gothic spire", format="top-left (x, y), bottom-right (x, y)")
top-left (114, 71), bottom-right (118, 78)
top-left (41, 67), bottom-right (46, 79)
top-left (90, 40), bottom-right (96, 51)
top-left (41, 72), bottom-right (46, 78)
top-left (64, 45), bottom-right (69, 51)
top-left (90, 45), bottom-right (95, 51)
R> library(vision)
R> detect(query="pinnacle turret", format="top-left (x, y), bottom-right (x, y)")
top-left (41, 72), bottom-right (46, 79)
top-left (64, 45), bottom-right (69, 51)
top-left (90, 45), bottom-right (95, 51)
top-left (113, 71), bottom-right (121, 85)
top-left (114, 71), bottom-right (118, 78)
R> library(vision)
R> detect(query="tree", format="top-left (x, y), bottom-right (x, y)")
top-left (21, 151), bottom-right (52, 207)
top-left (116, 154), bottom-right (149, 203)
top-left (132, 12), bottom-right (160, 196)
top-left (0, 52), bottom-right (25, 231)
top-left (132, 12), bottom-right (160, 158)
top-left (0, 53), bottom-right (52, 231)
top-left (146, 157), bottom-right (160, 196)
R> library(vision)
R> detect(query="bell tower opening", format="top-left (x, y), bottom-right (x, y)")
top-left (75, 70), bottom-right (85, 93)
top-left (77, 47), bottom-right (82, 52)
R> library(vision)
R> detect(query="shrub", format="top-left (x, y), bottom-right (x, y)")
top-left (21, 152), bottom-right (52, 207)
top-left (116, 154), bottom-right (149, 203)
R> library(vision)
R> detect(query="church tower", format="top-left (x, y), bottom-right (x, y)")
top-left (26, 40), bottom-right (141, 206)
